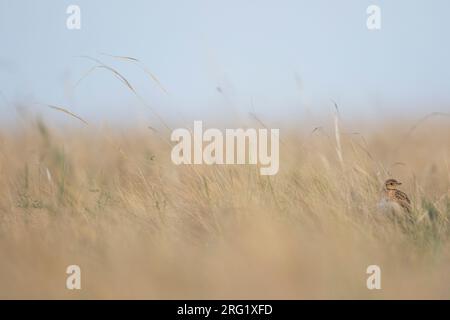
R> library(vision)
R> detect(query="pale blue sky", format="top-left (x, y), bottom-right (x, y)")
top-left (0, 0), bottom-right (449, 126)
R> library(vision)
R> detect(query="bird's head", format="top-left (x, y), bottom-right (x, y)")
top-left (385, 179), bottom-right (402, 190)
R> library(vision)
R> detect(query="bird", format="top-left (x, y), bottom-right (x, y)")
top-left (379, 179), bottom-right (412, 213)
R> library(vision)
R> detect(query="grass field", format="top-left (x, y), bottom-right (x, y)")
top-left (0, 114), bottom-right (449, 299)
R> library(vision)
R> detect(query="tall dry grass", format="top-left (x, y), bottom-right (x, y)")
top-left (0, 116), bottom-right (449, 299)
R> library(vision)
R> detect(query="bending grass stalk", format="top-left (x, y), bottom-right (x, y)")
top-left (99, 52), bottom-right (169, 95)
top-left (75, 55), bottom-right (172, 132)
top-left (46, 104), bottom-right (89, 126)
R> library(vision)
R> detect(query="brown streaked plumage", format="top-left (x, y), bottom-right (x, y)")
top-left (382, 179), bottom-right (412, 213)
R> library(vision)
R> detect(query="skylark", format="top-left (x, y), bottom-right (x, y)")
top-left (380, 179), bottom-right (412, 213)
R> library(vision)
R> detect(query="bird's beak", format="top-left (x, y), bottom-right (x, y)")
top-left (397, 182), bottom-right (402, 185)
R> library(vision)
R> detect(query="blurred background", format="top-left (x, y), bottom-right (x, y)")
top-left (1, 1), bottom-right (450, 299)
top-left (0, 0), bottom-right (449, 127)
